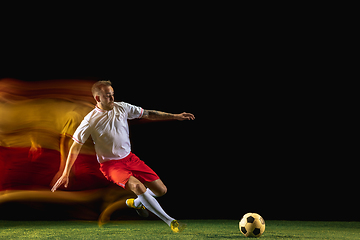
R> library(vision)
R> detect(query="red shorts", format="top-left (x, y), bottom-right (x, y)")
top-left (99, 152), bottom-right (159, 189)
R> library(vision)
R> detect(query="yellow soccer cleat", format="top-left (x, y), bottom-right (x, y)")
top-left (126, 198), bottom-right (142, 209)
top-left (126, 198), bottom-right (149, 218)
top-left (170, 220), bottom-right (187, 233)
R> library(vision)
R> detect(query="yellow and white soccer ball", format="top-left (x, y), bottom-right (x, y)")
top-left (239, 213), bottom-right (265, 238)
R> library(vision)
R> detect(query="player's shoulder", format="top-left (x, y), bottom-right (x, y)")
top-left (84, 107), bottom-right (102, 121)
top-left (114, 101), bottom-right (129, 107)
top-left (114, 101), bottom-right (135, 110)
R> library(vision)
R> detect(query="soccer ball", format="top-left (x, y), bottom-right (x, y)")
top-left (239, 213), bottom-right (265, 238)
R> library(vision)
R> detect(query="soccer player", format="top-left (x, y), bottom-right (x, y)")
top-left (51, 80), bottom-right (194, 233)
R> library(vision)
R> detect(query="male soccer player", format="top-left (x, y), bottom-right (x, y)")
top-left (51, 80), bottom-right (194, 233)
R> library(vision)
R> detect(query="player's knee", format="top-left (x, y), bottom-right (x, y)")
top-left (134, 183), bottom-right (146, 195)
top-left (156, 185), bottom-right (167, 197)
top-left (127, 181), bottom-right (146, 195)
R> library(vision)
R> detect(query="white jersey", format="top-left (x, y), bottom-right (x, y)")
top-left (72, 102), bottom-right (143, 163)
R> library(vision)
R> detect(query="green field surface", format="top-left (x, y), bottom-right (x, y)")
top-left (0, 220), bottom-right (359, 239)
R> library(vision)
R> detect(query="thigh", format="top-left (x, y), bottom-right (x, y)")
top-left (145, 179), bottom-right (167, 197)
top-left (125, 176), bottom-right (147, 195)
top-left (130, 155), bottom-right (160, 183)
top-left (100, 161), bottom-right (131, 189)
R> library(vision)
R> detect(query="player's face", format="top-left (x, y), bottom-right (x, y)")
top-left (99, 86), bottom-right (115, 110)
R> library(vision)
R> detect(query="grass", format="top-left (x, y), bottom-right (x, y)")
top-left (0, 220), bottom-right (360, 239)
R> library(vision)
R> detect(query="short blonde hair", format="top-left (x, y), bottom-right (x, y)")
top-left (91, 80), bottom-right (112, 97)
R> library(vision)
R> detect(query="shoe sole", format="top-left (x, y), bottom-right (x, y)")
top-left (136, 208), bottom-right (149, 218)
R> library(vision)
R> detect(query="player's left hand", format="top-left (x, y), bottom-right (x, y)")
top-left (175, 112), bottom-right (195, 121)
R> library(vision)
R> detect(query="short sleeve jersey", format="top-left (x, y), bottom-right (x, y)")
top-left (72, 102), bottom-right (144, 163)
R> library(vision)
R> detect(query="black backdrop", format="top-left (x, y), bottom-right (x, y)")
top-left (0, 71), bottom-right (356, 221)
top-left (1, 17), bottom-right (357, 220)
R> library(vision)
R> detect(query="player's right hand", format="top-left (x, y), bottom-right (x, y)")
top-left (51, 174), bottom-right (69, 192)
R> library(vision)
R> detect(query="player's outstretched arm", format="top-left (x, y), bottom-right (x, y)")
top-left (51, 141), bottom-right (82, 192)
top-left (142, 110), bottom-right (195, 121)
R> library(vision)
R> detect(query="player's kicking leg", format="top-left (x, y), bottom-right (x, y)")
top-left (126, 179), bottom-right (168, 217)
top-left (125, 176), bottom-right (186, 233)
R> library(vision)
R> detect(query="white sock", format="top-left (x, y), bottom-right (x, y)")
top-left (133, 198), bottom-right (143, 208)
top-left (146, 188), bottom-right (158, 198)
top-left (137, 189), bottom-right (175, 226)
top-left (133, 188), bottom-right (158, 208)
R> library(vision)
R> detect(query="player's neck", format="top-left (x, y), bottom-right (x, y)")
top-left (96, 103), bottom-right (107, 111)
top-left (96, 103), bottom-right (114, 111)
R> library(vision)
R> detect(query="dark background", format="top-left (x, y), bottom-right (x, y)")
top-left (1, 8), bottom-right (357, 221)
